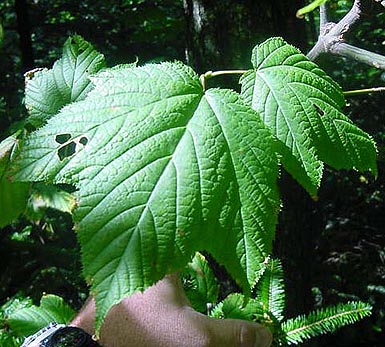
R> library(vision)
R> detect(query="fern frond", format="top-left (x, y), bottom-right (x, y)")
top-left (281, 301), bottom-right (372, 345)
top-left (256, 258), bottom-right (285, 322)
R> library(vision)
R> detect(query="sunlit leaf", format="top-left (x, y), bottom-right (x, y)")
top-left (241, 37), bottom-right (377, 195)
top-left (25, 35), bottom-right (105, 127)
top-left (210, 293), bottom-right (263, 322)
top-left (256, 258), bottom-right (285, 322)
top-left (13, 61), bottom-right (280, 331)
top-left (281, 302), bottom-right (372, 345)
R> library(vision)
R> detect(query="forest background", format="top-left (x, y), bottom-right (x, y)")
top-left (1, 0), bottom-right (385, 346)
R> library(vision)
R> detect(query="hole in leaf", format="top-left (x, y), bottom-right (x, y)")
top-left (79, 136), bottom-right (88, 145)
top-left (313, 104), bottom-right (325, 116)
top-left (58, 141), bottom-right (76, 161)
top-left (55, 134), bottom-right (72, 144)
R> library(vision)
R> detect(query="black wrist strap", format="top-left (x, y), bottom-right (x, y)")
top-left (45, 326), bottom-right (102, 347)
top-left (21, 323), bottom-right (102, 347)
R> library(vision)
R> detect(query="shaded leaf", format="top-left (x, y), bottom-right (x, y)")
top-left (0, 133), bottom-right (29, 227)
top-left (0, 178), bottom-right (29, 227)
top-left (25, 183), bottom-right (75, 221)
top-left (181, 252), bottom-right (219, 313)
top-left (0, 296), bottom-right (33, 347)
top-left (7, 295), bottom-right (75, 337)
top-left (0, 21), bottom-right (3, 49)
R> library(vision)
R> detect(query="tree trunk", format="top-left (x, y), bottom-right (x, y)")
top-left (275, 173), bottom-right (323, 320)
top-left (183, 0), bottom-right (308, 69)
top-left (15, 0), bottom-right (34, 71)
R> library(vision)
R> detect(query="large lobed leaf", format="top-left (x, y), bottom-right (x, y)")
top-left (240, 37), bottom-right (377, 195)
top-left (25, 35), bottom-right (106, 127)
top-left (13, 61), bottom-right (280, 331)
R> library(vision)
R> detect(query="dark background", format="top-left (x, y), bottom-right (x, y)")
top-left (1, 0), bottom-right (385, 345)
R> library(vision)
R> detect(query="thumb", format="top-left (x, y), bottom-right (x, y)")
top-left (204, 317), bottom-right (273, 347)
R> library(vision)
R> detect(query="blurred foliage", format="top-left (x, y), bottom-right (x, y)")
top-left (0, 0), bottom-right (385, 346)
top-left (0, 296), bottom-right (32, 347)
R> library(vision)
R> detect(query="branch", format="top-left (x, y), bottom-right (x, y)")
top-left (328, 0), bottom-right (362, 36)
top-left (331, 43), bottom-right (385, 69)
top-left (306, 0), bottom-right (385, 71)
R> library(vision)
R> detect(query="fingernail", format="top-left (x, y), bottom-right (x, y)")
top-left (254, 326), bottom-right (273, 347)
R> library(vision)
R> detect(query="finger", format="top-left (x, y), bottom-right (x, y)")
top-left (70, 297), bottom-right (96, 335)
top-left (204, 317), bottom-right (273, 347)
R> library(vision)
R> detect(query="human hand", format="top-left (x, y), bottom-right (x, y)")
top-left (71, 273), bottom-right (272, 347)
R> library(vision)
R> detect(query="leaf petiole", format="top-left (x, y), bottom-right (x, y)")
top-left (343, 87), bottom-right (385, 96)
top-left (200, 70), bottom-right (248, 90)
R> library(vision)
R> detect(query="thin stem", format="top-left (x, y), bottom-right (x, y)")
top-left (199, 74), bottom-right (206, 91)
top-left (200, 69), bottom-right (248, 90)
top-left (207, 70), bottom-right (248, 78)
top-left (343, 87), bottom-right (385, 96)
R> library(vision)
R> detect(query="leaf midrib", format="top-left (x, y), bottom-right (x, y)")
top-left (257, 71), bottom-right (312, 171)
top-left (87, 94), bottom-right (204, 285)
top-left (285, 306), bottom-right (370, 338)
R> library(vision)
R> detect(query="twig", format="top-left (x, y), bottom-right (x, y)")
top-left (306, 0), bottom-right (385, 72)
top-left (319, 3), bottom-right (328, 30)
top-left (328, 0), bottom-right (362, 37)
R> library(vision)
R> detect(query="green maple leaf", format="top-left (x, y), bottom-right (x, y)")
top-left (12, 62), bottom-right (280, 331)
top-left (240, 37), bottom-right (377, 195)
